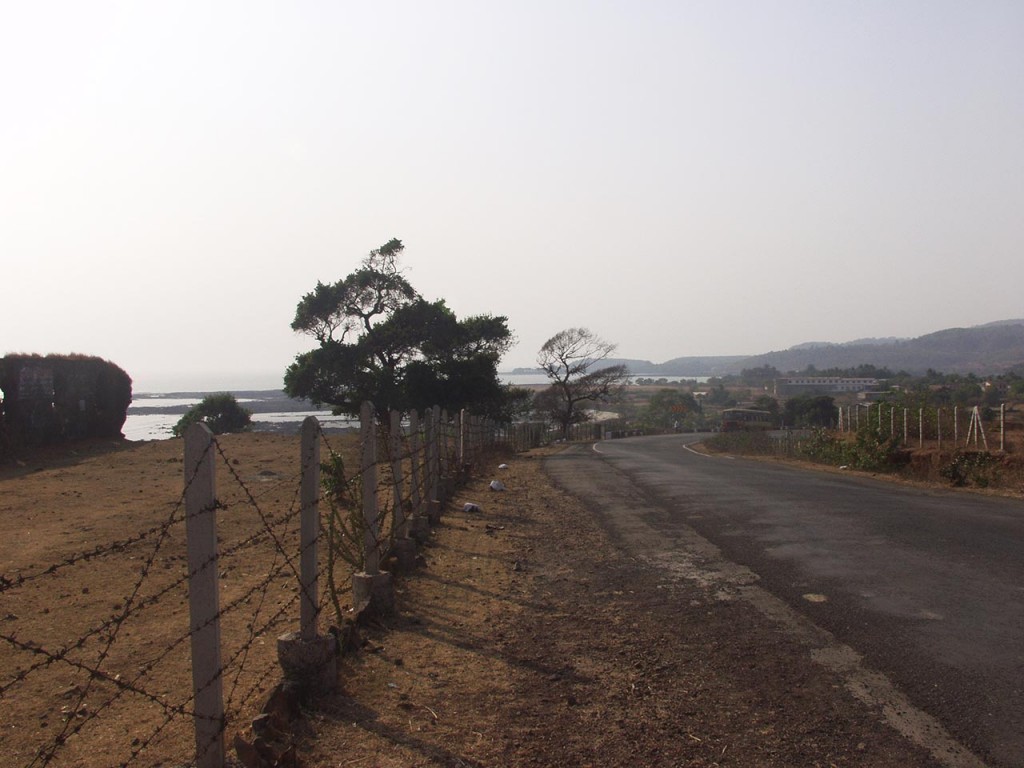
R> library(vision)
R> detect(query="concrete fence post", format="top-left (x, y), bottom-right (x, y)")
top-left (276, 416), bottom-right (337, 697)
top-left (389, 409), bottom-right (417, 571)
top-left (457, 408), bottom-right (466, 469)
top-left (353, 402), bottom-right (393, 615)
top-left (299, 416), bottom-right (319, 640)
top-left (184, 423), bottom-right (225, 768)
top-left (360, 401), bottom-right (379, 575)
top-left (407, 410), bottom-right (429, 542)
top-left (439, 408), bottom-right (450, 489)
top-left (440, 407), bottom-right (455, 505)
top-left (425, 407), bottom-right (441, 522)
top-left (389, 410), bottom-right (407, 538)
top-left (408, 410), bottom-right (422, 512)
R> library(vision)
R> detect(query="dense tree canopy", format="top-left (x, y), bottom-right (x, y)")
top-left (285, 240), bottom-right (516, 420)
top-left (783, 395), bottom-right (836, 428)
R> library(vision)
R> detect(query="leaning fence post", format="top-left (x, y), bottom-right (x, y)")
top-left (184, 423), bottom-right (225, 768)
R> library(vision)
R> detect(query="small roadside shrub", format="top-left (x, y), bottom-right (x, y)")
top-left (848, 428), bottom-right (907, 472)
top-left (795, 427), bottom-right (907, 472)
top-left (796, 428), bottom-right (856, 466)
top-left (939, 451), bottom-right (999, 488)
top-left (704, 431), bottom-right (775, 455)
top-left (172, 393), bottom-right (252, 437)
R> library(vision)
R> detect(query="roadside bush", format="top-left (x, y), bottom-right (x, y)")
top-left (796, 429), bottom-right (856, 466)
top-left (795, 427), bottom-right (907, 472)
top-left (939, 451), bottom-right (999, 488)
top-left (708, 426), bottom-right (911, 475)
top-left (172, 393), bottom-right (252, 437)
top-left (704, 431), bottom-right (775, 455)
top-left (848, 428), bottom-right (907, 472)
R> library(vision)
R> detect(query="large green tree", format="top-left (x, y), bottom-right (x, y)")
top-left (285, 240), bottom-right (515, 419)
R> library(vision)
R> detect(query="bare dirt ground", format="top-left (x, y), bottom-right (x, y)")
top-left (1, 435), bottom-right (953, 767)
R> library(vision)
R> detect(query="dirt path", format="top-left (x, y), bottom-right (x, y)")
top-left (308, 446), bottom-right (947, 767)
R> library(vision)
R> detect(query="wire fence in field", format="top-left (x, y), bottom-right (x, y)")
top-left (835, 402), bottom-right (1019, 452)
top-left (0, 402), bottom-right (540, 768)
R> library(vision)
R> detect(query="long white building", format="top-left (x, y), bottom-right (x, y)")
top-left (773, 377), bottom-right (880, 396)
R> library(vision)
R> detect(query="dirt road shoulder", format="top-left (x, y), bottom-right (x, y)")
top-left (308, 445), bottom-right (948, 767)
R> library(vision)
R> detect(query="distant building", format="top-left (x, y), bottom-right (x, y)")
top-left (773, 377), bottom-right (880, 397)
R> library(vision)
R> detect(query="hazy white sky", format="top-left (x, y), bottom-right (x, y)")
top-left (2, 1), bottom-right (1022, 392)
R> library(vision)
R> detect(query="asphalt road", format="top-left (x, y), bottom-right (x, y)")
top-left (545, 434), bottom-right (1024, 768)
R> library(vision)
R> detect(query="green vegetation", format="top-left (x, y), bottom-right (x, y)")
top-left (172, 393), bottom-right (252, 437)
top-left (704, 430), bottom-right (775, 455)
top-left (798, 427), bottom-right (906, 472)
top-left (704, 383), bottom-right (737, 407)
top-left (639, 389), bottom-right (703, 431)
top-left (939, 451), bottom-right (999, 488)
top-left (783, 395), bottom-right (837, 428)
top-left (284, 239), bottom-right (517, 421)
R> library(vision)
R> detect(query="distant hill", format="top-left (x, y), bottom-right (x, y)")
top-left (508, 320), bottom-right (1024, 379)
top-left (737, 320), bottom-right (1024, 375)
top-left (605, 356), bottom-right (750, 377)
top-left (510, 357), bottom-right (748, 377)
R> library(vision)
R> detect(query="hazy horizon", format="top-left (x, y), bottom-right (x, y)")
top-left (4, 2), bottom-right (1022, 393)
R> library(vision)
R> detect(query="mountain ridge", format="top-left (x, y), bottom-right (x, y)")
top-left (511, 320), bottom-right (1024, 377)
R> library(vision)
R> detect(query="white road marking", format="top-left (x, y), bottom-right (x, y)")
top-left (683, 444), bottom-right (733, 459)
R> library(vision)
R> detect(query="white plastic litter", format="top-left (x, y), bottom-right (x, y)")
top-left (498, 463), bottom-right (509, 470)
top-left (489, 480), bottom-right (506, 492)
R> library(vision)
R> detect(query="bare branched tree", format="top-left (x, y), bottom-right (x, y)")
top-left (537, 327), bottom-right (628, 437)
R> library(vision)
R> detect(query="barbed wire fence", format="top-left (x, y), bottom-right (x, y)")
top-left (1, 401), bottom-right (542, 768)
